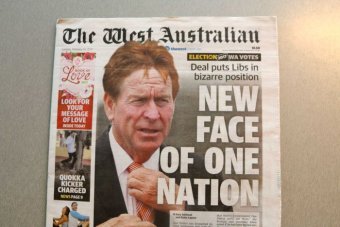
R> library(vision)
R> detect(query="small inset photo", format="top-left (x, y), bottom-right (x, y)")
top-left (54, 130), bottom-right (92, 201)
top-left (52, 202), bottom-right (90, 227)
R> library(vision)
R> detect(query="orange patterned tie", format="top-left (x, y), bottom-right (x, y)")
top-left (127, 162), bottom-right (154, 222)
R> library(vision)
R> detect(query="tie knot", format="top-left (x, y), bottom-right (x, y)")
top-left (127, 162), bottom-right (142, 173)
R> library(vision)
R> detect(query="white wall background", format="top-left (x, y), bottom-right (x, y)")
top-left (0, 1), bottom-right (339, 226)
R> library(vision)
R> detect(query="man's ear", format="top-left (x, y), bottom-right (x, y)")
top-left (103, 93), bottom-right (115, 121)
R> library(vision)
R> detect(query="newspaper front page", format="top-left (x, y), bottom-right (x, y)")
top-left (46, 17), bottom-right (280, 227)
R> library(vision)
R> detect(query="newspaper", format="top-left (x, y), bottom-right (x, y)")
top-left (46, 17), bottom-right (280, 227)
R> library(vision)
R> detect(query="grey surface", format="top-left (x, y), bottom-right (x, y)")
top-left (1, 1), bottom-right (339, 226)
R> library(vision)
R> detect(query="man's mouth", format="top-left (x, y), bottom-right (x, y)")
top-left (139, 128), bottom-right (160, 134)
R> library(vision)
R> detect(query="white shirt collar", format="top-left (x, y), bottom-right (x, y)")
top-left (108, 126), bottom-right (160, 175)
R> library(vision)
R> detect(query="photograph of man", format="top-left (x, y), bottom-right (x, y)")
top-left (69, 202), bottom-right (89, 227)
top-left (94, 40), bottom-right (232, 227)
top-left (61, 131), bottom-right (77, 169)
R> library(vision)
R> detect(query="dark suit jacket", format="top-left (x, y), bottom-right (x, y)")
top-left (94, 129), bottom-right (232, 226)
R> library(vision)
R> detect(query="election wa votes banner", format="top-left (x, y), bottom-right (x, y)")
top-left (46, 17), bottom-right (280, 227)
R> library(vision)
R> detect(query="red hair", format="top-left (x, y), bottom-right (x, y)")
top-left (103, 40), bottom-right (179, 99)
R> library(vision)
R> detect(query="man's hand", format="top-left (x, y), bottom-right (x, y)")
top-left (97, 214), bottom-right (155, 227)
top-left (127, 167), bottom-right (185, 213)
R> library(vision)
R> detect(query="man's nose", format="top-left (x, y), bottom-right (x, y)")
top-left (144, 100), bottom-right (160, 120)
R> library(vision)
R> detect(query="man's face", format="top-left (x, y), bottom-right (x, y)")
top-left (105, 67), bottom-right (175, 163)
top-left (71, 203), bottom-right (77, 211)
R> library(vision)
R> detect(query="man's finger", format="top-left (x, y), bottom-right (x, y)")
top-left (137, 221), bottom-right (157, 227)
top-left (127, 177), bottom-right (145, 190)
top-left (128, 188), bottom-right (144, 200)
top-left (118, 213), bottom-right (141, 221)
top-left (97, 214), bottom-right (143, 227)
top-left (128, 167), bottom-right (153, 181)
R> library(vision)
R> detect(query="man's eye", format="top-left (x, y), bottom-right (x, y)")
top-left (156, 98), bottom-right (170, 106)
top-left (131, 98), bottom-right (146, 104)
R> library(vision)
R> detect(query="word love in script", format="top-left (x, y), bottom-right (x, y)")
top-left (62, 66), bottom-right (91, 84)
